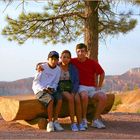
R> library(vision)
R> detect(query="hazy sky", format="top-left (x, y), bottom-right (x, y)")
top-left (0, 1), bottom-right (140, 81)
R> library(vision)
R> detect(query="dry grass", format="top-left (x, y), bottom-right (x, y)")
top-left (112, 89), bottom-right (140, 113)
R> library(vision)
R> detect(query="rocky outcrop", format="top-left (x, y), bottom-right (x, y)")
top-left (0, 77), bottom-right (33, 96)
top-left (104, 67), bottom-right (140, 92)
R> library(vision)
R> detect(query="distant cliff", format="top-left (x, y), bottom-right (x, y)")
top-left (104, 67), bottom-right (140, 92)
top-left (0, 67), bottom-right (140, 96)
top-left (0, 77), bottom-right (33, 96)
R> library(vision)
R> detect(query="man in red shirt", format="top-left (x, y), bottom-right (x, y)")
top-left (71, 43), bottom-right (107, 129)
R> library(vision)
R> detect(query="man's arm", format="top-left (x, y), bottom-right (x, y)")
top-left (95, 73), bottom-right (105, 90)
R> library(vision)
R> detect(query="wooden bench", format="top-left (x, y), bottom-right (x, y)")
top-left (0, 94), bottom-right (114, 129)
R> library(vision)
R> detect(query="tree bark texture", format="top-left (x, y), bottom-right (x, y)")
top-left (0, 94), bottom-right (114, 122)
top-left (84, 1), bottom-right (99, 60)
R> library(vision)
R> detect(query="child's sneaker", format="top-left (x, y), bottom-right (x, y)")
top-left (53, 120), bottom-right (64, 131)
top-left (82, 119), bottom-right (88, 129)
top-left (46, 121), bottom-right (54, 132)
top-left (79, 123), bottom-right (86, 131)
top-left (71, 123), bottom-right (79, 132)
top-left (91, 119), bottom-right (106, 129)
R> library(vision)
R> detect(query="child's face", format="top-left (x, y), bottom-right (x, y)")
top-left (61, 53), bottom-right (71, 65)
top-left (48, 57), bottom-right (59, 67)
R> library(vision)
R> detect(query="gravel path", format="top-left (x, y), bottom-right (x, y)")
top-left (0, 112), bottom-right (140, 139)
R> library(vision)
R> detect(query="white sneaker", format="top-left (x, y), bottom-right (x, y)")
top-left (82, 119), bottom-right (88, 129)
top-left (91, 119), bottom-right (106, 129)
top-left (71, 123), bottom-right (79, 132)
top-left (53, 121), bottom-right (64, 131)
top-left (46, 121), bottom-right (54, 132)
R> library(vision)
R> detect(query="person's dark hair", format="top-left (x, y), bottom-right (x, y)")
top-left (61, 50), bottom-right (71, 58)
top-left (76, 43), bottom-right (88, 52)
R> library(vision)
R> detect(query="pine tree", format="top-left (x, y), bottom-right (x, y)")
top-left (2, 0), bottom-right (138, 60)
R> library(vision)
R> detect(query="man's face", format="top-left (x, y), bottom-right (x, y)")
top-left (76, 48), bottom-right (87, 59)
top-left (48, 57), bottom-right (59, 67)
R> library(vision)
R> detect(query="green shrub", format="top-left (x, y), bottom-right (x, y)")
top-left (137, 108), bottom-right (140, 114)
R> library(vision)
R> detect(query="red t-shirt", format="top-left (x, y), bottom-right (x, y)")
top-left (71, 58), bottom-right (104, 87)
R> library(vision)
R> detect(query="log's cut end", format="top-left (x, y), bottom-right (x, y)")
top-left (0, 95), bottom-right (47, 121)
top-left (0, 96), bottom-right (20, 121)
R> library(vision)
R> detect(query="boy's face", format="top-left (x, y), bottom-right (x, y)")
top-left (76, 48), bottom-right (87, 59)
top-left (48, 57), bottom-right (59, 67)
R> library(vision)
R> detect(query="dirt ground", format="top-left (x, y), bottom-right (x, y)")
top-left (0, 112), bottom-right (140, 139)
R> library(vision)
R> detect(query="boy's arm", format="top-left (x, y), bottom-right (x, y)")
top-left (52, 68), bottom-right (61, 91)
top-left (32, 73), bottom-right (44, 94)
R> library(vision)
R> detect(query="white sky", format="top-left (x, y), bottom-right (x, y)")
top-left (0, 1), bottom-right (140, 81)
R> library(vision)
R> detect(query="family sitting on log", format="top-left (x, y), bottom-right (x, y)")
top-left (32, 43), bottom-right (108, 132)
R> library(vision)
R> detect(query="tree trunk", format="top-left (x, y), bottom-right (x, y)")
top-left (84, 1), bottom-right (99, 61)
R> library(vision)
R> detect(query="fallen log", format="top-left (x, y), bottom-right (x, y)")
top-left (16, 117), bottom-right (48, 129)
top-left (0, 94), bottom-right (115, 122)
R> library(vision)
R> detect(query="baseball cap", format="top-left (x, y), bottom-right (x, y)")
top-left (48, 51), bottom-right (59, 59)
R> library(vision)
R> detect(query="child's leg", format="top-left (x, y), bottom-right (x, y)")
top-left (51, 91), bottom-right (62, 121)
top-left (53, 99), bottom-right (62, 121)
top-left (74, 93), bottom-right (82, 124)
top-left (52, 91), bottom-right (64, 131)
top-left (47, 100), bottom-right (54, 122)
top-left (36, 91), bottom-right (55, 132)
top-left (46, 100), bottom-right (55, 132)
top-left (53, 98), bottom-right (64, 131)
top-left (36, 91), bottom-right (54, 121)
top-left (75, 93), bottom-right (86, 131)
top-left (62, 92), bottom-right (75, 123)
top-left (79, 91), bottom-right (88, 119)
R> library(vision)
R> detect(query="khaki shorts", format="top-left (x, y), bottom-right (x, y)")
top-left (78, 85), bottom-right (105, 98)
top-left (36, 90), bottom-right (62, 107)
